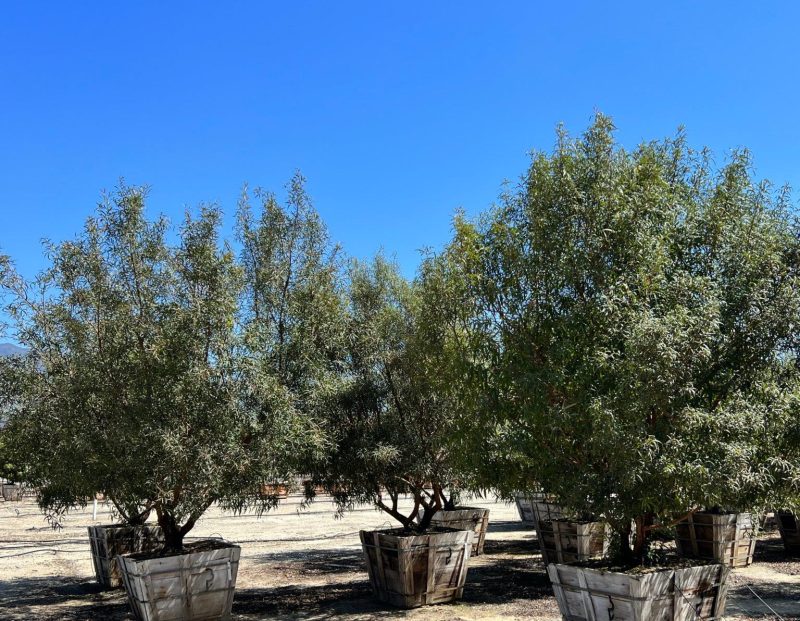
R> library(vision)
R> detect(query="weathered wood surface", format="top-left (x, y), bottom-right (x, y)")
top-left (760, 511), bottom-right (779, 533)
top-left (777, 511), bottom-right (800, 554)
top-left (88, 524), bottom-right (164, 589)
top-left (531, 499), bottom-right (566, 532)
top-left (1, 484), bottom-right (22, 501)
top-left (539, 519), bottom-right (607, 565)
top-left (513, 496), bottom-right (606, 565)
top-left (430, 507), bottom-right (490, 555)
top-left (514, 492), bottom-right (549, 526)
top-left (360, 528), bottom-right (473, 608)
top-left (118, 541), bottom-right (240, 621)
top-left (548, 562), bottom-right (729, 621)
top-left (675, 512), bottom-right (757, 568)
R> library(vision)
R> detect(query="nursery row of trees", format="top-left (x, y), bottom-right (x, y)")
top-left (1, 115), bottom-right (799, 565)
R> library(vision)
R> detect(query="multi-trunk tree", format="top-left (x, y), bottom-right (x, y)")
top-left (234, 173), bottom-right (343, 489)
top-left (0, 182), bottom-right (322, 550)
top-left (440, 115), bottom-right (800, 563)
top-left (311, 255), bottom-right (469, 531)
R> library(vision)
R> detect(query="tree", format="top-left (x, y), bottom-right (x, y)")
top-left (444, 115), bottom-right (800, 563)
top-left (0, 184), bottom-right (303, 550)
top-left (0, 355), bottom-right (27, 485)
top-left (234, 173), bottom-right (342, 485)
top-left (312, 255), bottom-right (467, 531)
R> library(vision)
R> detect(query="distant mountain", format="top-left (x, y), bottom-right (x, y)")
top-left (0, 343), bottom-right (28, 357)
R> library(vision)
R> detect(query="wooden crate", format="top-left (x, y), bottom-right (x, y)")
top-left (259, 483), bottom-right (289, 498)
top-left (777, 511), bottom-right (800, 555)
top-left (119, 541), bottom-right (240, 621)
top-left (88, 524), bottom-right (165, 589)
top-left (430, 507), bottom-right (490, 555)
top-left (538, 519), bottom-right (608, 565)
top-left (548, 562), bottom-right (729, 621)
top-left (675, 512), bottom-right (758, 568)
top-left (1, 484), bottom-right (22, 501)
top-left (359, 528), bottom-right (473, 608)
top-left (531, 499), bottom-right (566, 531)
top-left (514, 492), bottom-right (549, 526)
top-left (759, 511), bottom-right (779, 533)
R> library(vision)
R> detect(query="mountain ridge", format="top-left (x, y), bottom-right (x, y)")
top-left (0, 343), bottom-right (28, 357)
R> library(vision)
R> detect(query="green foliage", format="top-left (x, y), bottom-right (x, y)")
top-left (312, 256), bottom-right (466, 529)
top-left (0, 183), bottom-right (316, 549)
top-left (0, 355), bottom-right (24, 484)
top-left (0, 431), bottom-right (22, 485)
top-left (234, 172), bottom-right (343, 483)
top-left (440, 114), bottom-right (800, 561)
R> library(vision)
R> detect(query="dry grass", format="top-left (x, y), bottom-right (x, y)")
top-left (0, 494), bottom-right (796, 620)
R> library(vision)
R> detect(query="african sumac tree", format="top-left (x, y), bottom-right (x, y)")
top-left (0, 185), bottom-right (301, 550)
top-left (234, 173), bottom-right (343, 492)
top-left (446, 115), bottom-right (800, 563)
top-left (313, 256), bottom-right (467, 531)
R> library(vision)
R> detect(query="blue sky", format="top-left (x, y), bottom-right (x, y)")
top-left (2, 2), bottom-right (800, 285)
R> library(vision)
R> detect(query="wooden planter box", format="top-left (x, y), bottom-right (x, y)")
top-left (259, 483), bottom-right (289, 498)
top-left (675, 512), bottom-right (758, 568)
top-left (514, 492), bottom-right (549, 526)
top-left (759, 511), bottom-right (779, 533)
top-left (777, 511), bottom-right (800, 555)
top-left (359, 527), bottom-right (473, 608)
top-left (538, 519), bottom-right (608, 565)
top-left (302, 479), bottom-right (327, 495)
top-left (548, 562), bottom-right (729, 621)
top-left (530, 498), bottom-right (566, 531)
top-left (430, 507), bottom-right (490, 555)
top-left (1, 483), bottom-right (22, 501)
top-left (88, 524), bottom-right (165, 589)
top-left (119, 540), bottom-right (240, 621)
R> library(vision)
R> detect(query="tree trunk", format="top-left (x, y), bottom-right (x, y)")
top-left (416, 485), bottom-right (444, 531)
top-left (632, 513), bottom-right (654, 562)
top-left (416, 503), bottom-right (438, 531)
top-left (128, 507), bottom-right (152, 526)
top-left (156, 512), bottom-right (184, 552)
top-left (616, 515), bottom-right (654, 565)
top-left (617, 521), bottom-right (634, 565)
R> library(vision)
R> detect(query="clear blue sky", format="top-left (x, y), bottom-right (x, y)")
top-left (2, 2), bottom-right (800, 283)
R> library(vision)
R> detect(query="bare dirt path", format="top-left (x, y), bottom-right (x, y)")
top-left (0, 495), bottom-right (797, 620)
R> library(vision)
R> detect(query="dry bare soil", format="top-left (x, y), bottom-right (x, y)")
top-left (0, 494), bottom-right (797, 620)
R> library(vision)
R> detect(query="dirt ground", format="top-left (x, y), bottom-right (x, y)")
top-left (0, 494), bottom-right (798, 620)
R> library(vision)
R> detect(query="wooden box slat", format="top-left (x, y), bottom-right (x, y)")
top-left (119, 541), bottom-right (240, 621)
top-left (1, 484), bottom-right (22, 501)
top-left (515, 492), bottom-right (547, 526)
top-left (430, 507), bottom-right (490, 555)
top-left (360, 528), bottom-right (473, 608)
top-left (548, 562), bottom-right (729, 621)
top-left (88, 525), bottom-right (165, 589)
top-left (538, 519), bottom-right (607, 565)
top-left (675, 512), bottom-right (757, 568)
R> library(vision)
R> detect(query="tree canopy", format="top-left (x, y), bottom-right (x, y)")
top-left (437, 114), bottom-right (800, 561)
top-left (1, 118), bottom-right (798, 565)
top-left (0, 183), bottom-right (320, 549)
top-left (310, 256), bottom-right (469, 530)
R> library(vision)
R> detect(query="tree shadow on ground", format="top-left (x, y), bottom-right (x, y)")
top-left (754, 532), bottom-right (798, 562)
top-left (0, 576), bottom-right (130, 620)
top-left (485, 519), bottom-right (535, 535)
top-left (252, 547), bottom-right (366, 576)
top-left (727, 579), bottom-right (800, 620)
top-left (235, 549), bottom-right (553, 619)
top-left (482, 536), bottom-right (538, 557)
top-left (232, 582), bottom-right (391, 620)
top-left (461, 557), bottom-right (552, 604)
